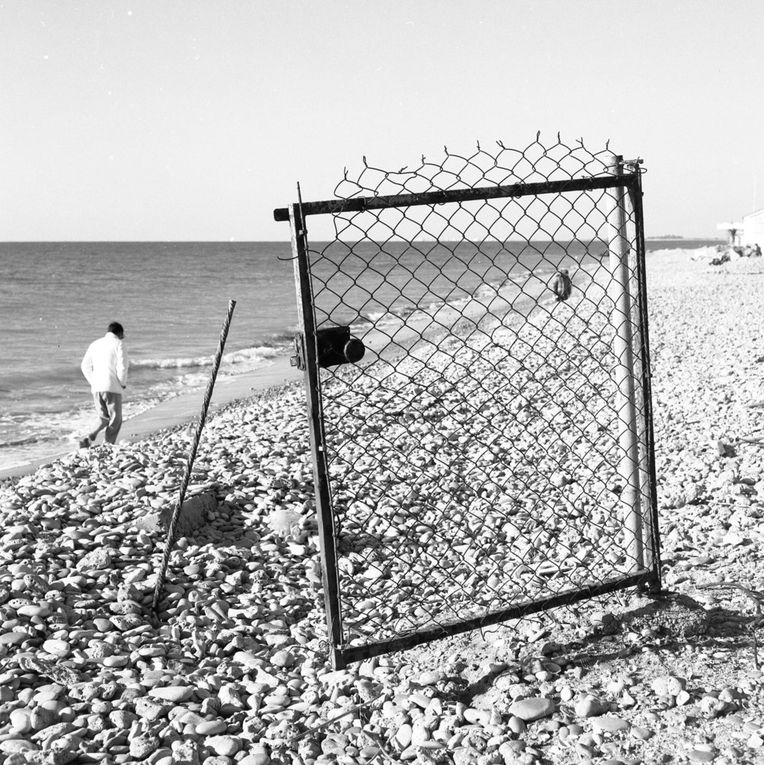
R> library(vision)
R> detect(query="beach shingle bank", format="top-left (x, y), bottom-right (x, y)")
top-left (1, 251), bottom-right (764, 763)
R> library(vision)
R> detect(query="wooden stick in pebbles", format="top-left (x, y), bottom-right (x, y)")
top-left (151, 299), bottom-right (237, 616)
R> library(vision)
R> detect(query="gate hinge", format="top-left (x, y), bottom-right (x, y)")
top-left (622, 157), bottom-right (644, 173)
top-left (290, 333), bottom-right (305, 371)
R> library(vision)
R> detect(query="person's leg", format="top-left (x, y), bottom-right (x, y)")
top-left (103, 392), bottom-right (123, 444)
top-left (82, 392), bottom-right (109, 446)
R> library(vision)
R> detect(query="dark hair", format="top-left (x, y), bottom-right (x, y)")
top-left (108, 321), bottom-right (124, 337)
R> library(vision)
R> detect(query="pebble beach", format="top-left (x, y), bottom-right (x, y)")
top-left (2, 246), bottom-right (764, 765)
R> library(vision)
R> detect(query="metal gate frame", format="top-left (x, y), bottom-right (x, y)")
top-left (274, 160), bottom-right (661, 669)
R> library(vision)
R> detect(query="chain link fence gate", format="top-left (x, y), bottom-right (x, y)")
top-left (274, 135), bottom-right (661, 669)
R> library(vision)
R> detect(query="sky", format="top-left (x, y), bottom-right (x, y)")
top-left (1, 0), bottom-right (763, 241)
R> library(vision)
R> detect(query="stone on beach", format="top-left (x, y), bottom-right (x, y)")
top-left (76, 548), bottom-right (114, 572)
top-left (157, 491), bottom-right (217, 536)
top-left (574, 696), bottom-right (608, 718)
top-left (148, 686), bottom-right (195, 703)
top-left (591, 715), bottom-right (630, 732)
top-left (651, 676), bottom-right (687, 698)
top-left (508, 697), bottom-right (556, 721)
top-left (206, 735), bottom-right (241, 756)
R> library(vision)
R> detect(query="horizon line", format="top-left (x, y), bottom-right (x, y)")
top-left (0, 235), bottom-right (722, 245)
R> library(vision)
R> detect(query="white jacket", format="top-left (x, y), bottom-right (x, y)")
top-left (81, 332), bottom-right (129, 394)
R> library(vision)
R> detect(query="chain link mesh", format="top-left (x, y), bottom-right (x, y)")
top-left (294, 135), bottom-right (658, 659)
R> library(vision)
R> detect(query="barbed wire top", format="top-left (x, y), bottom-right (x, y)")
top-left (333, 133), bottom-right (615, 200)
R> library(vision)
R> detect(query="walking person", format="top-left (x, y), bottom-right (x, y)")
top-left (79, 321), bottom-right (129, 447)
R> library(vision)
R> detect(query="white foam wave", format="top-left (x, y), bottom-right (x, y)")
top-left (131, 344), bottom-right (285, 371)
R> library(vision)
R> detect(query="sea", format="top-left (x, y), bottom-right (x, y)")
top-left (0, 239), bottom-right (719, 473)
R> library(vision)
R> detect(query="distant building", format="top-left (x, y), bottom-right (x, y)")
top-left (742, 208), bottom-right (764, 246)
top-left (718, 210), bottom-right (764, 246)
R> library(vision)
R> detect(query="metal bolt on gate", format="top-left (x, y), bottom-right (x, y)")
top-left (274, 136), bottom-right (661, 669)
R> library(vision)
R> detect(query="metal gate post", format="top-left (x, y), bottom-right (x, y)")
top-left (629, 172), bottom-right (663, 590)
top-left (288, 202), bottom-right (346, 668)
top-left (607, 156), bottom-right (645, 573)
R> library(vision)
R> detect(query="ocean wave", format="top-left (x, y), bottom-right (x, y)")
top-left (131, 344), bottom-right (287, 371)
top-left (348, 295), bottom-right (475, 334)
top-left (259, 332), bottom-right (298, 347)
top-left (0, 434), bottom-right (42, 448)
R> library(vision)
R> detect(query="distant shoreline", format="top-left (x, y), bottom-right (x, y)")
top-left (0, 243), bottom-right (720, 483)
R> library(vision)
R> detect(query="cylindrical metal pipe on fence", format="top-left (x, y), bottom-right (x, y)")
top-left (607, 156), bottom-right (644, 573)
top-left (151, 299), bottom-right (237, 615)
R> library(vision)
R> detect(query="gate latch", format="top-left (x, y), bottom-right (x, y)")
top-left (317, 326), bottom-right (366, 368)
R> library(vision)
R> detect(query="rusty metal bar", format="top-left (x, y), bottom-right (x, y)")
top-left (152, 299), bottom-right (236, 615)
top-left (337, 571), bottom-right (654, 666)
top-left (273, 174), bottom-right (634, 222)
top-left (289, 202), bottom-right (346, 668)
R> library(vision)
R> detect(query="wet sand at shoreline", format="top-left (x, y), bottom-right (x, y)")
top-left (0, 358), bottom-right (302, 482)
